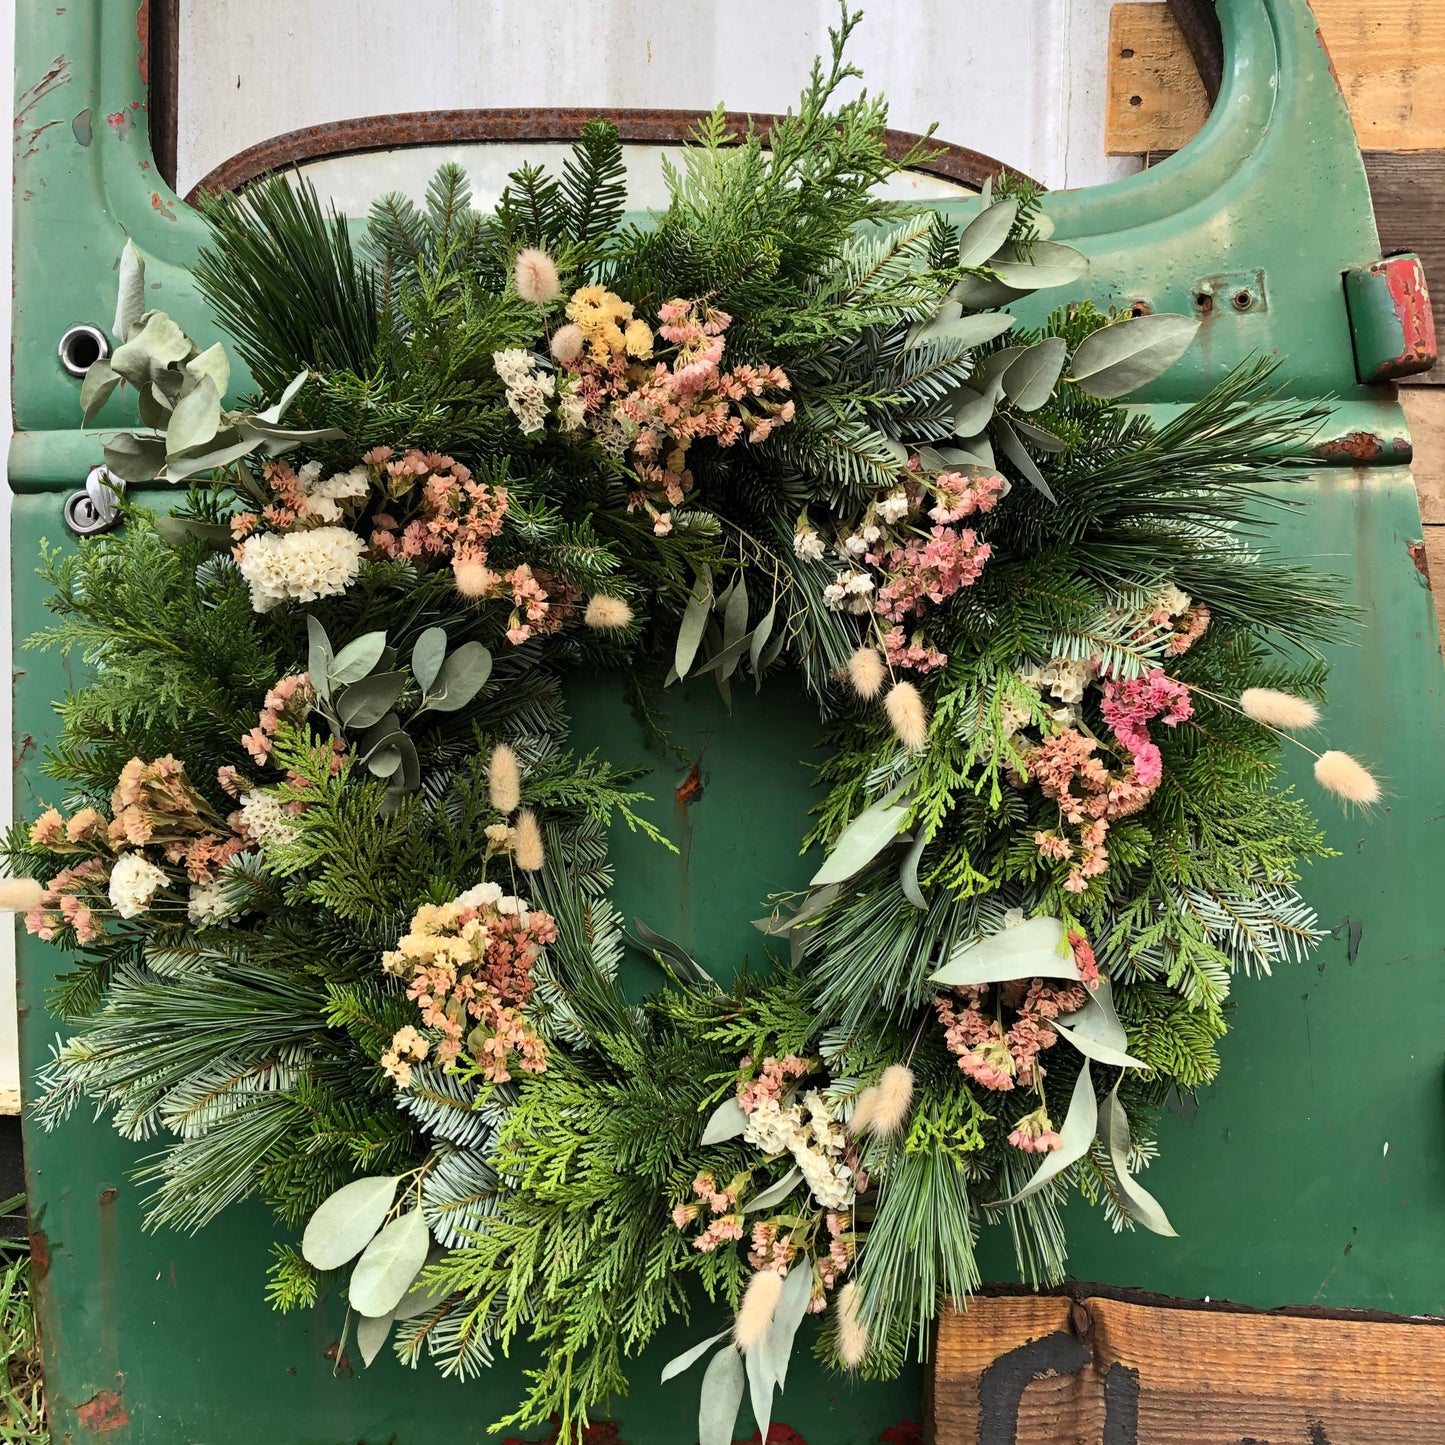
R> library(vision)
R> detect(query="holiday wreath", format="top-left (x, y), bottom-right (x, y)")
top-left (1, 14), bottom-right (1379, 1441)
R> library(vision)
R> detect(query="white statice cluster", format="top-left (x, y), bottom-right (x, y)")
top-left (108, 851), bottom-right (170, 919)
top-left (793, 526), bottom-right (826, 561)
top-left (455, 879), bottom-right (530, 919)
top-left (822, 568), bottom-right (875, 614)
top-left (840, 523), bottom-right (882, 559)
top-left (1151, 583), bottom-right (1191, 620)
top-left (237, 790), bottom-right (298, 849)
top-left (556, 386), bottom-right (587, 433)
top-left (236, 527), bottom-right (365, 613)
top-left (877, 489), bottom-right (910, 524)
top-left (1017, 656), bottom-right (1100, 726)
top-left (743, 1090), bottom-right (857, 1210)
top-left (292, 461), bottom-right (370, 525)
top-left (492, 348), bottom-right (556, 434)
top-left (187, 880), bottom-right (231, 927)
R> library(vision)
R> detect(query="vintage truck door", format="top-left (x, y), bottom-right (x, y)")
top-left (9, 2), bottom-right (1443, 1441)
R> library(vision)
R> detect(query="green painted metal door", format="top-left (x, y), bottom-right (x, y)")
top-left (10, 2), bottom-right (1444, 1440)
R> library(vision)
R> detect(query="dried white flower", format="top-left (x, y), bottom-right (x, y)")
top-left (108, 852), bottom-right (169, 919)
top-left (236, 527), bottom-right (365, 613)
top-left (793, 528), bottom-right (826, 561)
top-left (187, 881), bottom-right (230, 927)
top-left (237, 790), bottom-right (298, 848)
top-left (877, 490), bottom-right (910, 523)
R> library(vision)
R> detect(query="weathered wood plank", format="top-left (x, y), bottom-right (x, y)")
top-left (931, 1291), bottom-right (1445, 1444)
top-left (1107, 1), bottom-right (1445, 155)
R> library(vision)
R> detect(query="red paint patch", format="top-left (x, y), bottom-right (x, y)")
top-left (76, 1389), bottom-right (129, 1433)
top-left (735, 1428), bottom-right (808, 1445)
top-left (1381, 255), bottom-right (1437, 374)
top-left (878, 1423), bottom-right (923, 1445)
top-left (1408, 541), bottom-right (1431, 587)
top-left (1313, 24), bottom-right (1343, 92)
top-left (106, 111), bottom-right (127, 129)
top-left (323, 1339), bottom-right (352, 1375)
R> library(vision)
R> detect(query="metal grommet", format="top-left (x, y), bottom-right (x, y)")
top-left (63, 467), bottom-right (125, 536)
top-left (58, 324), bottom-right (110, 378)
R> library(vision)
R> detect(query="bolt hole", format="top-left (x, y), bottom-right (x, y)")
top-left (1129, 95), bottom-right (1143, 107)
top-left (1194, 292), bottom-right (1214, 314)
top-left (59, 324), bottom-right (109, 378)
top-left (1232, 290), bottom-right (1254, 311)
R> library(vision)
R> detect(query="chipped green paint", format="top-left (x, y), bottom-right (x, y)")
top-left (10, 1), bottom-right (1445, 1441)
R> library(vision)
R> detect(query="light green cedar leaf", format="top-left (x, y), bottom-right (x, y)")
top-left (989, 241), bottom-right (1089, 292)
top-left (102, 433), bottom-right (167, 484)
top-left (931, 914), bottom-right (1075, 987)
top-left (330, 631), bottom-right (388, 687)
top-left (994, 417), bottom-right (1058, 503)
top-left (1003, 337), bottom-right (1068, 412)
top-left (1099, 1083), bottom-right (1177, 1236)
top-left (675, 571), bottom-right (714, 681)
top-left (994, 1060), bottom-right (1097, 1206)
top-left (164, 377), bottom-right (222, 460)
top-left (700, 1097), bottom-right (748, 1146)
top-left (113, 239), bottom-right (146, 340)
top-left (348, 1206), bottom-right (429, 1318)
top-left (1069, 313), bottom-right (1200, 397)
top-left (111, 310), bottom-right (191, 387)
top-left (257, 369), bottom-right (310, 424)
top-left (356, 1309), bottom-right (394, 1367)
top-left (337, 672), bottom-right (407, 730)
top-left (662, 1329), bottom-right (732, 1383)
top-left (744, 1167), bottom-right (802, 1213)
top-left (809, 797), bottom-right (912, 888)
top-left (1054, 978), bottom-right (1147, 1070)
top-left (766, 1263), bottom-right (813, 1390)
top-left (185, 342), bottom-right (231, 400)
top-left (307, 616), bottom-right (334, 700)
top-left (411, 627), bottom-right (447, 693)
top-left (423, 642), bottom-right (492, 712)
top-left (907, 311), bottom-right (1015, 352)
top-left (80, 357), bottom-right (121, 425)
top-left (301, 1175), bottom-right (398, 1271)
top-left (956, 199), bottom-right (1019, 268)
top-left (748, 599), bottom-right (777, 692)
top-left (699, 1345), bottom-right (746, 1445)
top-left (900, 830), bottom-right (928, 910)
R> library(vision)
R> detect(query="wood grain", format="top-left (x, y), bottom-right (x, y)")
top-left (930, 1292), bottom-right (1445, 1444)
top-left (1107, 1), bottom-right (1445, 155)
top-left (1401, 388), bottom-right (1445, 643)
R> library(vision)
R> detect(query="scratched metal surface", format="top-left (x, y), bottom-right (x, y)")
top-left (10, 0), bottom-right (1445, 1440)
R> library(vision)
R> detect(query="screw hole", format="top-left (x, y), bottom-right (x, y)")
top-left (1129, 95), bottom-right (1143, 107)
top-left (59, 324), bottom-right (109, 378)
top-left (1194, 292), bottom-right (1214, 314)
top-left (1232, 290), bottom-right (1254, 310)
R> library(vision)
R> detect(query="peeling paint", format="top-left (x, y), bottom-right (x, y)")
top-left (1312, 430), bottom-right (1412, 465)
top-left (70, 107), bottom-right (91, 146)
top-left (1407, 540), bottom-right (1431, 587)
top-left (75, 1386), bottom-right (128, 1434)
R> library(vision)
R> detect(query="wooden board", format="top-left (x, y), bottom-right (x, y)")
top-left (930, 1291), bottom-right (1445, 1444)
top-left (1107, 1), bottom-right (1445, 155)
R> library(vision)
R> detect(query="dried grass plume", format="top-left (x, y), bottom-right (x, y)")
top-left (452, 560), bottom-right (491, 599)
top-left (584, 594), bottom-right (633, 631)
top-left (733, 1269), bottom-right (784, 1352)
top-left (487, 744), bottom-right (521, 814)
top-left (1239, 687), bottom-right (1319, 730)
top-left (847, 647), bottom-right (886, 700)
top-left (885, 681), bottom-right (929, 752)
top-left (1314, 750), bottom-right (1381, 807)
top-left (868, 1064), bottom-right (915, 1137)
top-left (513, 808), bottom-right (546, 872)
top-left (0, 878), bottom-right (45, 912)
top-left (514, 247), bottom-right (560, 305)
top-left (835, 1281), bottom-right (867, 1368)
top-left (550, 324), bottom-right (584, 365)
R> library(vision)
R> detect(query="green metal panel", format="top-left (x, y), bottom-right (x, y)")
top-left (9, 1), bottom-right (1444, 1440)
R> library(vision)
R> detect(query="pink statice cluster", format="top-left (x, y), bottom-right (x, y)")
top-left (927, 469), bottom-right (1007, 526)
top-left (1098, 667), bottom-right (1193, 789)
top-left (23, 857), bottom-right (107, 944)
top-left (876, 526), bottom-right (992, 624)
top-left (676, 1171), bottom-right (746, 1254)
top-left (1008, 1106), bottom-right (1064, 1154)
top-left (736, 1053), bottom-right (810, 1113)
top-left (364, 449), bottom-right (508, 568)
top-left (380, 886), bottom-right (556, 1084)
top-left (934, 978), bottom-right (1087, 1098)
top-left (108, 757), bottom-right (247, 884)
top-left (242, 673), bottom-right (315, 765)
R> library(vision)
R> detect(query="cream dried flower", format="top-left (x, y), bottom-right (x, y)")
top-left (514, 248), bottom-right (561, 305)
top-left (885, 681), bottom-right (929, 752)
top-left (1314, 750), bottom-right (1381, 806)
top-left (1239, 687), bottom-right (1320, 730)
top-left (733, 1269), bottom-right (785, 1352)
top-left (452, 560), bottom-right (493, 599)
top-left (514, 809), bottom-right (545, 872)
top-left (584, 594), bottom-right (633, 631)
top-left (867, 1064), bottom-right (914, 1137)
top-left (846, 647), bottom-right (886, 700)
top-left (550, 324), bottom-right (584, 365)
top-left (0, 878), bottom-right (46, 912)
top-left (108, 852), bottom-right (169, 919)
top-left (836, 1281), bottom-right (867, 1368)
top-left (488, 744), bottom-right (522, 814)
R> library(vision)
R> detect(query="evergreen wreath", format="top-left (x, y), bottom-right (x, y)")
top-left (2, 14), bottom-right (1378, 1440)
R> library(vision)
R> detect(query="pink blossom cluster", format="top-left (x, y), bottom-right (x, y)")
top-left (677, 1170), bottom-right (746, 1254)
top-left (748, 1219), bottom-right (797, 1274)
top-left (1008, 1107), bottom-right (1064, 1154)
top-left (364, 449), bottom-right (510, 568)
top-left (110, 757), bottom-right (249, 884)
top-left (817, 1209), bottom-right (853, 1295)
top-left (737, 1054), bottom-right (810, 1113)
top-left (934, 978), bottom-right (1087, 1094)
top-left (25, 857), bottom-right (108, 944)
top-left (927, 469), bottom-right (1006, 525)
top-left (1165, 603), bottom-right (1211, 656)
top-left (1098, 667), bottom-right (1193, 789)
top-left (242, 672), bottom-right (315, 765)
top-left (881, 626), bottom-right (948, 673)
top-left (876, 526), bottom-right (992, 624)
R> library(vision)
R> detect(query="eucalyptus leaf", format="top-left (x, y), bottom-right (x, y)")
top-left (307, 616), bottom-right (334, 700)
top-left (1053, 978), bottom-right (1147, 1070)
top-left (907, 311), bottom-right (1016, 352)
top-left (989, 240), bottom-right (1089, 292)
top-left (185, 342), bottom-right (231, 399)
top-left (809, 796), bottom-right (912, 888)
top-left (900, 830), bottom-right (929, 910)
top-left (674, 571), bottom-right (713, 680)
top-left (110, 309), bottom-right (190, 387)
top-left (757, 630), bottom-right (787, 671)
top-left (337, 672), bottom-right (407, 730)
top-left (102, 432), bottom-right (166, 485)
top-left (1003, 337), bottom-right (1068, 412)
top-left (753, 882), bottom-right (840, 938)
top-left (746, 1339), bottom-right (775, 1445)
top-left (951, 273), bottom-right (1025, 309)
top-left (994, 417), bottom-right (1058, 503)
top-left (356, 1309), bottom-right (394, 1367)
top-left (366, 746), bottom-right (403, 779)
top-left (410, 628), bottom-right (447, 693)
top-left (766, 1263), bottom-right (814, 1390)
top-left (349, 1206), bottom-right (429, 1318)
top-left (661, 1329), bottom-right (731, 1384)
top-left (163, 428), bottom-right (258, 484)
top-left (153, 514), bottom-right (235, 551)
top-left (631, 919), bottom-right (714, 986)
top-left (951, 383), bottom-right (1000, 438)
top-left (689, 628), bottom-right (756, 681)
top-left (748, 599), bottom-right (777, 692)
top-left (256, 369), bottom-right (310, 425)
top-left (698, 1345), bottom-right (746, 1445)
top-left (1069, 313), bottom-right (1200, 398)
top-left (113, 239), bottom-right (146, 340)
top-left (931, 914), bottom-right (1074, 987)
top-left (1010, 416), bottom-right (1067, 452)
top-left (301, 1175), bottom-right (398, 1271)
top-left (329, 631), bottom-right (388, 687)
top-left (904, 299), bottom-right (960, 349)
top-left (994, 1060), bottom-right (1098, 1206)
top-left (137, 382), bottom-right (175, 430)
top-left (722, 571), bottom-right (749, 665)
top-left (950, 432), bottom-right (996, 469)
top-left (357, 714), bottom-right (404, 758)
top-left (423, 642), bottom-right (492, 712)
top-left (392, 1276), bottom-right (452, 1322)
top-left (79, 357), bottom-right (121, 424)
top-left (743, 1167), bottom-right (802, 1213)
top-left (956, 198), bottom-right (1019, 268)
top-left (1100, 1083), bottom-right (1177, 1236)
top-left (699, 1096), bottom-right (748, 1146)
top-left (392, 734), bottom-right (421, 796)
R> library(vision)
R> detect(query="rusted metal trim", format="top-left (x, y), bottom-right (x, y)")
top-left (185, 108), bottom-right (1031, 202)
top-left (1166, 0), bottom-right (1224, 104)
top-left (141, 0), bottom-right (180, 191)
